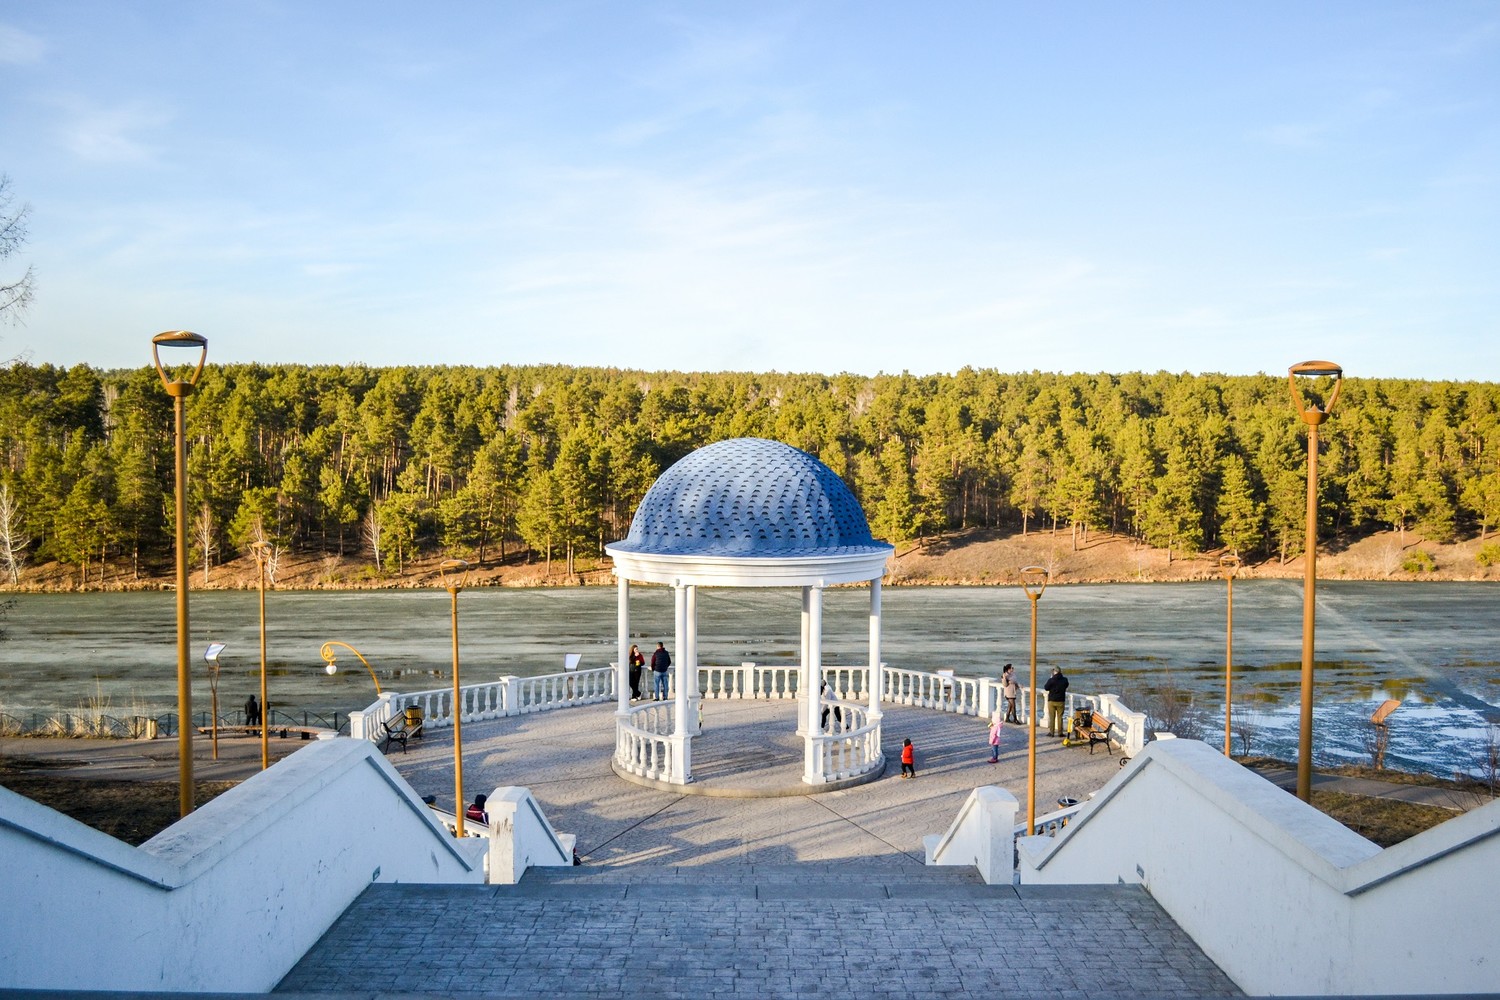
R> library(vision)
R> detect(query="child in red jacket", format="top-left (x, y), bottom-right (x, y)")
top-left (900, 738), bottom-right (915, 778)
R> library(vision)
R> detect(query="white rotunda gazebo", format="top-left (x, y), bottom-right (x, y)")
top-left (606, 437), bottom-right (894, 787)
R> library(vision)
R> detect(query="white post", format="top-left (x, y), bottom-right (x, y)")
top-left (672, 581), bottom-right (690, 783)
top-left (687, 584), bottom-right (701, 733)
top-left (868, 577), bottom-right (883, 722)
top-left (804, 584), bottom-right (824, 783)
top-left (616, 576), bottom-right (631, 717)
top-left (796, 586), bottom-right (810, 735)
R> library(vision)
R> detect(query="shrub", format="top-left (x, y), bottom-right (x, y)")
top-left (1401, 549), bottom-right (1436, 573)
top-left (1477, 542), bottom-right (1500, 568)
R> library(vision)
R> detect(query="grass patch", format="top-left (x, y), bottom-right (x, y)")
top-left (1308, 790), bottom-right (1458, 848)
top-left (0, 769), bottom-right (238, 846)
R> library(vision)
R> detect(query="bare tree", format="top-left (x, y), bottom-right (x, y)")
top-left (194, 503), bottom-right (217, 585)
top-left (0, 483), bottom-right (27, 584)
top-left (1, 175), bottom-right (36, 326)
top-left (362, 505), bottom-right (382, 568)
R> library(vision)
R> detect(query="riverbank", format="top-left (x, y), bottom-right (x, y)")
top-left (5, 527), bottom-right (1497, 593)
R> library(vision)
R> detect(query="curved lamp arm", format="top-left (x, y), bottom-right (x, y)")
top-left (320, 640), bottom-right (382, 696)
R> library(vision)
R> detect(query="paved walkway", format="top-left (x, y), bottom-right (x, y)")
top-left (384, 699), bottom-right (1127, 865)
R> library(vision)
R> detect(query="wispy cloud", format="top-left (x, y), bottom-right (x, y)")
top-left (54, 99), bottom-right (168, 164)
top-left (0, 23), bottom-right (45, 65)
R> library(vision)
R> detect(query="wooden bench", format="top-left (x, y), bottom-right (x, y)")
top-left (379, 712), bottom-right (423, 754)
top-left (1067, 711), bottom-right (1115, 755)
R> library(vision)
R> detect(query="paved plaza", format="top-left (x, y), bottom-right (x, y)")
top-left (385, 698), bottom-right (1127, 866)
top-left (272, 701), bottom-right (1241, 998)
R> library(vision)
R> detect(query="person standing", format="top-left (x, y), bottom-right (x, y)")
top-left (1043, 667), bottom-right (1069, 737)
top-left (245, 694), bottom-right (260, 727)
top-left (628, 644), bottom-right (645, 700)
top-left (650, 641), bottom-right (671, 700)
top-left (1001, 663), bottom-right (1020, 724)
top-left (987, 712), bottom-right (1004, 763)
top-left (900, 737), bottom-right (916, 778)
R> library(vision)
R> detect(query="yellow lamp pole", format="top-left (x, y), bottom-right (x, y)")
top-left (319, 641), bottom-right (383, 696)
top-left (1020, 565), bottom-right (1049, 834)
top-left (440, 558), bottom-right (471, 837)
top-left (1289, 361), bottom-right (1343, 802)
top-left (251, 540), bottom-right (272, 770)
top-left (1219, 553), bottom-right (1241, 757)
top-left (151, 330), bottom-right (207, 818)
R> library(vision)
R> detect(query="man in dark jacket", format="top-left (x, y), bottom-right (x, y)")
top-left (650, 642), bottom-right (671, 700)
top-left (1043, 667), bottom-right (1069, 736)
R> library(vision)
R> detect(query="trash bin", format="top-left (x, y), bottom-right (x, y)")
top-left (403, 706), bottom-right (424, 737)
top-left (144, 717), bottom-right (158, 740)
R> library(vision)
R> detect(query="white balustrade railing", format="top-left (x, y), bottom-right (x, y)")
top-left (616, 701), bottom-right (677, 782)
top-left (352, 667), bottom-right (617, 743)
top-left (884, 666), bottom-right (987, 715)
top-left (810, 700), bottom-right (880, 781)
top-left (356, 659), bottom-right (1144, 767)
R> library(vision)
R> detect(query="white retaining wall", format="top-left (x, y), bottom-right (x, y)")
top-left (923, 785), bottom-right (1019, 885)
top-left (0, 738), bottom-right (484, 994)
top-left (1017, 738), bottom-right (1500, 997)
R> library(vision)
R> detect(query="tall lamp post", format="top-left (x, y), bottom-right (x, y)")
top-left (251, 540), bottom-right (272, 770)
top-left (1219, 554), bottom-right (1241, 757)
top-left (440, 558), bottom-right (471, 837)
top-left (320, 641), bottom-right (383, 695)
top-left (1289, 360), bottom-right (1343, 802)
top-left (1020, 565), bottom-right (1049, 834)
top-left (151, 330), bottom-right (207, 818)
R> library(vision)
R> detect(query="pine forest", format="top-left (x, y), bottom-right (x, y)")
top-left (2, 362), bottom-right (1499, 587)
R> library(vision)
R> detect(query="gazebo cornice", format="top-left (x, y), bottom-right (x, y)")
top-left (605, 546), bottom-right (891, 588)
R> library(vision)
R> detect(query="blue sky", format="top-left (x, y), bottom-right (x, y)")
top-left (1, 2), bottom-right (1497, 379)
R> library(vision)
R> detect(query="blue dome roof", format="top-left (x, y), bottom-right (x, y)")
top-left (610, 438), bottom-right (888, 558)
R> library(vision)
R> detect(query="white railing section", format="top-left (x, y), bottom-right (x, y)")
top-left (810, 700), bottom-right (880, 781)
top-left (352, 667), bottom-right (617, 743)
top-left (884, 666), bottom-right (987, 715)
top-left (616, 701), bottom-right (677, 783)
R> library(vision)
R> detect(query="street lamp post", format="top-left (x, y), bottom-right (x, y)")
top-left (440, 558), bottom-right (471, 837)
top-left (151, 330), bottom-right (208, 818)
top-left (1020, 565), bottom-right (1049, 834)
top-left (1219, 554), bottom-right (1241, 757)
top-left (204, 642), bottom-right (226, 761)
top-left (1289, 360), bottom-right (1343, 802)
top-left (319, 641), bottom-right (383, 696)
top-left (251, 540), bottom-right (272, 770)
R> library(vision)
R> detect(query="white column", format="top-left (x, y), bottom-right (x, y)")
top-left (687, 584), bottom-right (701, 733)
top-left (868, 577), bottom-right (883, 722)
top-left (803, 584), bottom-right (824, 783)
top-left (672, 581), bottom-right (690, 782)
top-left (616, 576), bottom-right (631, 717)
top-left (796, 586), bottom-right (810, 736)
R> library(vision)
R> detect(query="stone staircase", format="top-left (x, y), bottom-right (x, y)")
top-left (273, 863), bottom-right (1242, 999)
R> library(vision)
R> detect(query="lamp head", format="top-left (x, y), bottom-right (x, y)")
top-left (150, 330), bottom-right (208, 395)
top-left (250, 540), bottom-right (271, 564)
top-left (1288, 360), bottom-right (1343, 423)
top-left (439, 557), bottom-right (471, 593)
top-left (1219, 553), bottom-right (1242, 578)
top-left (1019, 565), bottom-right (1049, 600)
top-left (325, 663), bottom-right (337, 676)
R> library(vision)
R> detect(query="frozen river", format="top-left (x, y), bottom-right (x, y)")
top-left (2, 581), bottom-right (1496, 777)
